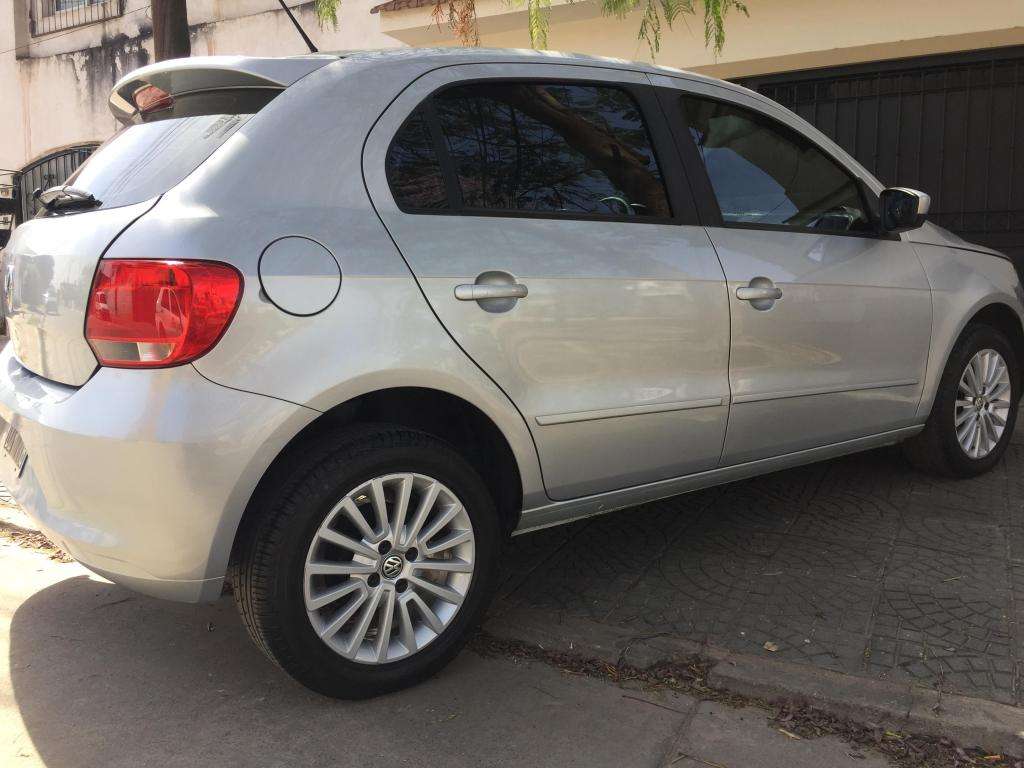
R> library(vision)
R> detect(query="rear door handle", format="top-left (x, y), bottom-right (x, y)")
top-left (454, 283), bottom-right (529, 301)
top-left (736, 278), bottom-right (782, 311)
top-left (736, 286), bottom-right (782, 301)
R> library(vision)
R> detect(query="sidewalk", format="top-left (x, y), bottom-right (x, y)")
top-left (497, 434), bottom-right (1024, 708)
top-left (0, 537), bottom-right (895, 768)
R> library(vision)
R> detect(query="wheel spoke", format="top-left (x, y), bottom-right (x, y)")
top-left (306, 579), bottom-right (362, 611)
top-left (955, 406), bottom-right (975, 427)
top-left (318, 587), bottom-right (367, 640)
top-left (412, 557), bottom-right (474, 574)
top-left (390, 475), bottom-right (413, 544)
top-left (417, 503), bottom-right (461, 547)
top-left (964, 358), bottom-right (982, 395)
top-left (408, 592), bottom-right (445, 634)
top-left (345, 587), bottom-right (384, 656)
top-left (402, 480), bottom-right (440, 549)
top-left (374, 589), bottom-right (396, 662)
top-left (990, 380), bottom-right (1011, 401)
top-left (369, 478), bottom-right (389, 538)
top-left (409, 575), bottom-right (464, 606)
top-left (306, 560), bottom-right (376, 577)
top-left (987, 352), bottom-right (1003, 389)
top-left (397, 596), bottom-right (418, 653)
top-left (978, 351), bottom-right (993, 390)
top-left (334, 497), bottom-right (375, 541)
top-left (420, 529), bottom-right (473, 557)
top-left (317, 528), bottom-right (378, 560)
top-left (956, 413), bottom-right (977, 444)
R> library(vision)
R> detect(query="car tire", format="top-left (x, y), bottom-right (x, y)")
top-left (230, 424), bottom-right (502, 698)
top-left (902, 323), bottom-right (1019, 477)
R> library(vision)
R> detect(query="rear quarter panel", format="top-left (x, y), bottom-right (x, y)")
top-left (106, 54), bottom-right (546, 507)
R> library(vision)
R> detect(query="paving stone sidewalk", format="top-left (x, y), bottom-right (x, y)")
top-left (2, 405), bottom-right (1021, 708)
top-left (497, 427), bottom-right (1024, 707)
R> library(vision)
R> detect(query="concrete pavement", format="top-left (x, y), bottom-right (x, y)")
top-left (0, 536), bottom-right (897, 768)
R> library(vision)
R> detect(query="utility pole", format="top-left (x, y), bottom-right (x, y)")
top-left (152, 0), bottom-right (191, 61)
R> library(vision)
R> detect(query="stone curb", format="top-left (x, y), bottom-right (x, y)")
top-left (484, 606), bottom-right (1024, 757)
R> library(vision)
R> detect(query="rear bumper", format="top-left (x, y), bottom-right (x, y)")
top-left (0, 346), bottom-right (315, 602)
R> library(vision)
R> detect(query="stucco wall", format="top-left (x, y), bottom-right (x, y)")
top-left (0, 0), bottom-right (402, 172)
top-left (379, 0), bottom-right (1024, 77)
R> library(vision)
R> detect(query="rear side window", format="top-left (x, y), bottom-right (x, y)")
top-left (387, 82), bottom-right (671, 219)
top-left (683, 97), bottom-right (872, 233)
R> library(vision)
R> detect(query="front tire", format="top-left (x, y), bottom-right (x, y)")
top-left (231, 425), bottom-right (501, 698)
top-left (903, 323), bottom-right (1019, 477)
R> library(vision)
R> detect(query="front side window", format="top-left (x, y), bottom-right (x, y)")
top-left (683, 97), bottom-right (872, 233)
top-left (387, 82), bottom-right (671, 219)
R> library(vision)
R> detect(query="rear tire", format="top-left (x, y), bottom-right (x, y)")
top-left (902, 323), bottom-right (1019, 477)
top-left (231, 425), bottom-right (501, 698)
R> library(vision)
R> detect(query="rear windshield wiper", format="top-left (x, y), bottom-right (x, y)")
top-left (34, 186), bottom-right (102, 212)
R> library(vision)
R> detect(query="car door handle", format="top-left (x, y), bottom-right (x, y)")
top-left (455, 283), bottom-right (529, 301)
top-left (736, 286), bottom-right (782, 302)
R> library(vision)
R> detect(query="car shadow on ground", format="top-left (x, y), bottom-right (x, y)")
top-left (7, 572), bottom-right (691, 768)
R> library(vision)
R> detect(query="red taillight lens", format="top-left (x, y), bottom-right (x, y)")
top-left (86, 259), bottom-right (242, 368)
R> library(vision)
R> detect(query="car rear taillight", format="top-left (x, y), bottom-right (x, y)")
top-left (85, 259), bottom-right (242, 368)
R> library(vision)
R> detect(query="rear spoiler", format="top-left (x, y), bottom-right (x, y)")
top-left (109, 55), bottom-right (337, 125)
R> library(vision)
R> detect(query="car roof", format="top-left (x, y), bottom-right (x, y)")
top-left (330, 46), bottom-right (735, 89)
top-left (323, 47), bottom-right (774, 110)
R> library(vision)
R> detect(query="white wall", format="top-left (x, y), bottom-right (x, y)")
top-left (0, 0), bottom-right (402, 172)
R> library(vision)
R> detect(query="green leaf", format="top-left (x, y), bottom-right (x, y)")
top-left (314, 0), bottom-right (340, 30)
top-left (527, 0), bottom-right (552, 48)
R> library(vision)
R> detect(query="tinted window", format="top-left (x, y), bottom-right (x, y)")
top-left (432, 83), bottom-right (670, 218)
top-left (64, 113), bottom-right (253, 211)
top-left (386, 107), bottom-right (448, 210)
top-left (684, 97), bottom-right (871, 233)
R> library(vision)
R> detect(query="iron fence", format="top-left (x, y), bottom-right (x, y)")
top-left (16, 145), bottom-right (97, 222)
top-left (30, 0), bottom-right (125, 36)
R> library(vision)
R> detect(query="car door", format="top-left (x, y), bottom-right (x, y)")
top-left (650, 75), bottom-right (932, 465)
top-left (363, 63), bottom-right (732, 501)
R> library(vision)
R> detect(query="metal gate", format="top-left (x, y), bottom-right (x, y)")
top-left (737, 46), bottom-right (1024, 259)
top-left (17, 145), bottom-right (97, 223)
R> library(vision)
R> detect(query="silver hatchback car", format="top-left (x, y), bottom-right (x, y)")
top-left (1, 49), bottom-right (1021, 698)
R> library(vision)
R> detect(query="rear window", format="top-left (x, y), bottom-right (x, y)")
top-left (61, 113), bottom-right (251, 211)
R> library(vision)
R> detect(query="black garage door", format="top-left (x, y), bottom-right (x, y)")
top-left (737, 46), bottom-right (1024, 260)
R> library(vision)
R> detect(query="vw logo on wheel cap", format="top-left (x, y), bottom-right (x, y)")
top-left (381, 554), bottom-right (404, 579)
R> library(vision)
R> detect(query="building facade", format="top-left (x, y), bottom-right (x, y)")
top-left (1, 1), bottom-right (1022, 253)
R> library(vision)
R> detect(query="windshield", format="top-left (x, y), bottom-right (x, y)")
top-left (59, 113), bottom-right (251, 212)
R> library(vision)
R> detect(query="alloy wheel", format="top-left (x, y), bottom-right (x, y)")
top-left (303, 473), bottom-right (475, 664)
top-left (955, 348), bottom-right (1012, 459)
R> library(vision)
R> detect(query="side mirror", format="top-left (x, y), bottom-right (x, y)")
top-left (880, 187), bottom-right (930, 233)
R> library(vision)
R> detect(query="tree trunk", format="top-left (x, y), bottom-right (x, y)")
top-left (152, 0), bottom-right (191, 62)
